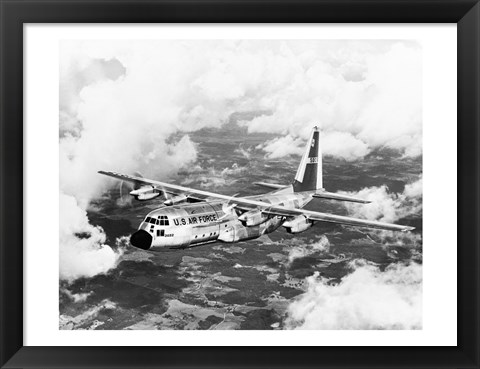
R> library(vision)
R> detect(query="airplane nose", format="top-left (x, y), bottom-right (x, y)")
top-left (130, 230), bottom-right (152, 250)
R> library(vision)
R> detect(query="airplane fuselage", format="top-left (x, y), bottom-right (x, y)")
top-left (130, 189), bottom-right (313, 250)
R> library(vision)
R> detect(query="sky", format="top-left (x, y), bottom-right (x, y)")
top-left (59, 40), bottom-right (422, 329)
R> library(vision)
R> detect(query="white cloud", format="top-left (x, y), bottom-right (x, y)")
top-left (61, 287), bottom-right (93, 303)
top-left (341, 177), bottom-right (423, 223)
top-left (181, 163), bottom-right (247, 189)
top-left (60, 299), bottom-right (117, 330)
top-left (60, 40), bottom-right (421, 202)
top-left (321, 131), bottom-right (370, 160)
top-left (59, 193), bottom-right (125, 282)
top-left (285, 261), bottom-right (422, 329)
top-left (404, 177), bottom-right (423, 198)
top-left (60, 128), bottom-right (197, 208)
top-left (287, 236), bottom-right (330, 265)
top-left (257, 131), bottom-right (370, 161)
top-left (257, 135), bottom-right (305, 159)
top-left (234, 144), bottom-right (253, 160)
top-left (245, 41), bottom-right (422, 160)
top-left (365, 229), bottom-right (423, 248)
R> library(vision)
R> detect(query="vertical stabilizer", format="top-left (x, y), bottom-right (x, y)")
top-left (293, 126), bottom-right (323, 192)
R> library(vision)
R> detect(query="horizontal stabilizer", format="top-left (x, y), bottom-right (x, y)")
top-left (254, 182), bottom-right (288, 190)
top-left (313, 191), bottom-right (371, 204)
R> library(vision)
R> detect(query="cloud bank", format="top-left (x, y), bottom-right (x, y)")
top-left (61, 40), bottom-right (422, 202)
top-left (341, 177), bottom-right (423, 223)
top-left (260, 131), bottom-right (372, 161)
top-left (286, 260), bottom-right (422, 329)
top-left (60, 193), bottom-right (125, 282)
top-left (246, 41), bottom-right (422, 161)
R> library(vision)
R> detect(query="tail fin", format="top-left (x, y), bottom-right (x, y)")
top-left (293, 126), bottom-right (323, 192)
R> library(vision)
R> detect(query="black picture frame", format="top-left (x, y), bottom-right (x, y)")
top-left (1, 0), bottom-right (478, 368)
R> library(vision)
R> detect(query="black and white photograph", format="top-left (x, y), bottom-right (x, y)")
top-left (59, 39), bottom-right (422, 331)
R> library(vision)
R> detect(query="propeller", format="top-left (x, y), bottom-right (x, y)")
top-left (116, 171), bottom-right (143, 207)
top-left (117, 180), bottom-right (134, 206)
top-left (158, 185), bottom-right (173, 204)
top-left (218, 193), bottom-right (240, 221)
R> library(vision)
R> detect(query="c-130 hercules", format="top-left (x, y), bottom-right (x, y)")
top-left (99, 127), bottom-right (414, 251)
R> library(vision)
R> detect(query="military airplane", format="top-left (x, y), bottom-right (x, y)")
top-left (99, 126), bottom-right (414, 251)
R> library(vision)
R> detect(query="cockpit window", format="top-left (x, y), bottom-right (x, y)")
top-left (145, 216), bottom-right (169, 226)
top-left (144, 217), bottom-right (159, 225)
top-left (157, 215), bottom-right (169, 226)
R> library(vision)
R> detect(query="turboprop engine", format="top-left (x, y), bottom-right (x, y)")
top-left (238, 209), bottom-right (268, 227)
top-left (164, 194), bottom-right (188, 206)
top-left (283, 215), bottom-right (313, 234)
top-left (129, 186), bottom-right (161, 201)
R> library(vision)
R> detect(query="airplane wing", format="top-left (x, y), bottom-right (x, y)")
top-left (261, 208), bottom-right (412, 232)
top-left (98, 171), bottom-right (414, 232)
